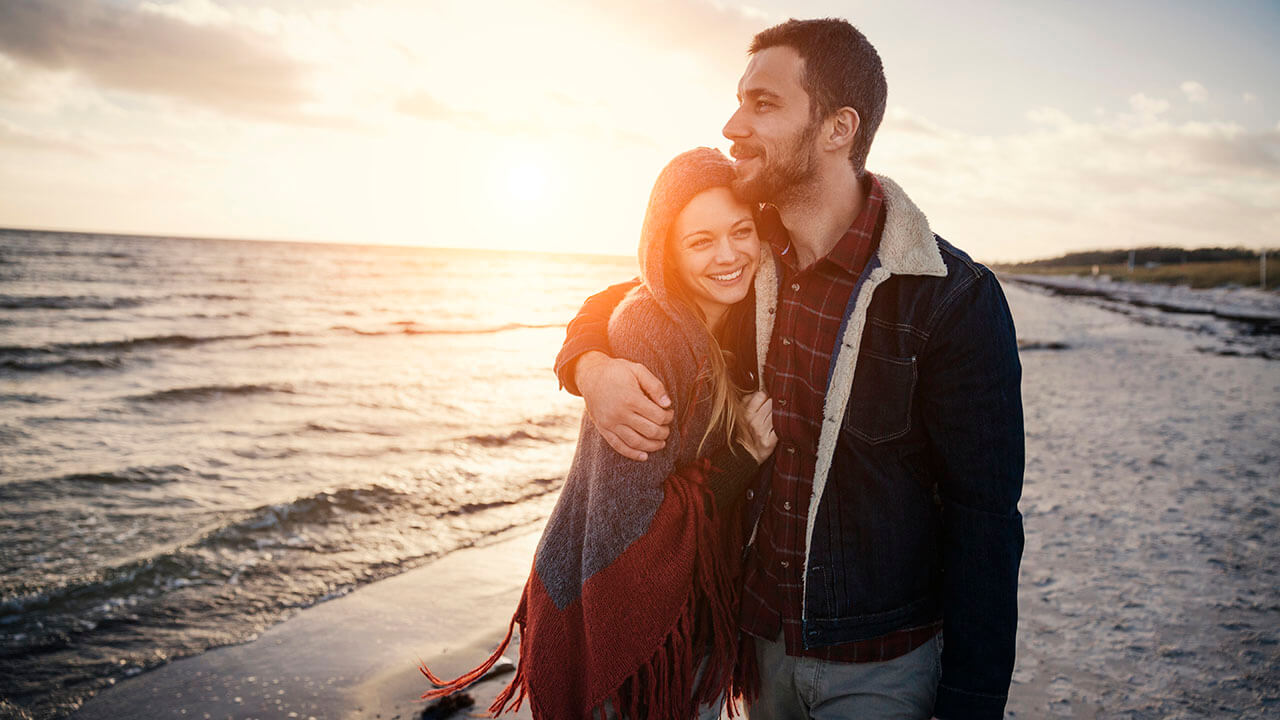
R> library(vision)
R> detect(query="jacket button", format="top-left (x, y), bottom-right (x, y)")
top-left (746, 489), bottom-right (755, 500)
top-left (781, 337), bottom-right (791, 346)
top-left (785, 445), bottom-right (795, 454)
top-left (780, 560), bottom-right (789, 568)
top-left (783, 501), bottom-right (792, 510)
top-left (791, 283), bottom-right (800, 292)
top-left (778, 399), bottom-right (787, 407)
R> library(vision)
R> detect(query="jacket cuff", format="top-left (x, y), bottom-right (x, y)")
top-left (933, 683), bottom-right (1009, 720)
top-left (554, 336), bottom-right (610, 396)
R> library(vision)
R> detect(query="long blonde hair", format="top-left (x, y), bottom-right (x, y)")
top-left (694, 317), bottom-right (751, 457)
top-left (664, 234), bottom-right (757, 459)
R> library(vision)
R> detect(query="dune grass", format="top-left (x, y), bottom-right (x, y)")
top-left (994, 259), bottom-right (1278, 291)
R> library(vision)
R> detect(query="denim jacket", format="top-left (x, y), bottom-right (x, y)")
top-left (555, 176), bottom-right (1025, 720)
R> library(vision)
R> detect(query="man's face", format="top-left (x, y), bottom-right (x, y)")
top-left (722, 45), bottom-right (822, 204)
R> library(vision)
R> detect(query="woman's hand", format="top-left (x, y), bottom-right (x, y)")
top-left (742, 391), bottom-right (777, 463)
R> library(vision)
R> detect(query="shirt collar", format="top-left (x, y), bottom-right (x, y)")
top-left (759, 172), bottom-right (885, 275)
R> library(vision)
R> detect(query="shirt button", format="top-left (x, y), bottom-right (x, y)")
top-left (786, 445), bottom-right (795, 454)
top-left (781, 337), bottom-right (791, 346)
top-left (791, 283), bottom-right (800, 292)
top-left (777, 398), bottom-right (787, 407)
top-left (783, 501), bottom-right (792, 510)
top-left (780, 560), bottom-right (790, 568)
top-left (746, 489), bottom-right (755, 500)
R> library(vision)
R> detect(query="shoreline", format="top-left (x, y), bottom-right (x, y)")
top-left (72, 526), bottom-right (543, 720)
top-left (1004, 273), bottom-right (1280, 329)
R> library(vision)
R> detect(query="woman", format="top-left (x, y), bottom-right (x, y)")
top-left (421, 147), bottom-right (778, 719)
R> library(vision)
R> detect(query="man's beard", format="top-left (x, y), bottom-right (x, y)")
top-left (732, 118), bottom-right (822, 205)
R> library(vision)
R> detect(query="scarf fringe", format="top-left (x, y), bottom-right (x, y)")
top-left (419, 611), bottom-right (518, 700)
top-left (589, 458), bottom-right (749, 719)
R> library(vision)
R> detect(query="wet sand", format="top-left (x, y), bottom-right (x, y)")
top-left (72, 527), bottom-right (542, 720)
top-left (71, 282), bottom-right (1279, 719)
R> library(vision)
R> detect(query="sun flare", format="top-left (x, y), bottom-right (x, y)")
top-left (505, 161), bottom-right (549, 208)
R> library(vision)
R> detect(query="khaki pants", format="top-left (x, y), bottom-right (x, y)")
top-left (746, 632), bottom-right (942, 720)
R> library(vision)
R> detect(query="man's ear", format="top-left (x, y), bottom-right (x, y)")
top-left (826, 107), bottom-right (860, 154)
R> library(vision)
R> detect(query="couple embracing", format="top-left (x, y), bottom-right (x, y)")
top-left (424, 17), bottom-right (1025, 720)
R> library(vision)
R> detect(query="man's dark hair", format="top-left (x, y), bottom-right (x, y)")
top-left (750, 18), bottom-right (887, 175)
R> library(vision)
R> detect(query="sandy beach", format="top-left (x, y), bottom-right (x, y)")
top-left (59, 279), bottom-right (1280, 720)
top-left (72, 527), bottom-right (542, 720)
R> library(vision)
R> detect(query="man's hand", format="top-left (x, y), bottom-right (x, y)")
top-left (741, 391), bottom-right (777, 463)
top-left (574, 351), bottom-right (674, 461)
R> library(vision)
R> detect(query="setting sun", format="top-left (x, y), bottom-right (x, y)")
top-left (505, 161), bottom-right (549, 208)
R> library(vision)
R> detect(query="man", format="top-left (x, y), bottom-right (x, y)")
top-left (555, 18), bottom-right (1023, 720)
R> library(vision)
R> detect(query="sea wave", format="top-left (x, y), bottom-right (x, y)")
top-left (0, 294), bottom-right (149, 310)
top-left (126, 383), bottom-right (297, 403)
top-left (0, 479), bottom-right (554, 619)
top-left (461, 428), bottom-right (559, 447)
top-left (330, 321), bottom-right (563, 336)
top-left (0, 465), bottom-right (204, 503)
top-left (302, 421), bottom-right (400, 437)
top-left (0, 331), bottom-right (299, 357)
top-left (0, 356), bottom-right (124, 373)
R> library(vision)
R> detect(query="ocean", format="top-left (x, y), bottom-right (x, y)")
top-left (0, 228), bottom-right (634, 717)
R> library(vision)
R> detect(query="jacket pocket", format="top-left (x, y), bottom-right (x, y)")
top-left (842, 350), bottom-right (917, 444)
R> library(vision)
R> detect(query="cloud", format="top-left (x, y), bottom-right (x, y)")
top-left (1129, 93), bottom-right (1170, 117)
top-left (0, 0), bottom-right (314, 121)
top-left (396, 90), bottom-right (659, 148)
top-left (874, 105), bottom-right (1280, 262)
top-left (1180, 80), bottom-right (1208, 104)
top-left (0, 119), bottom-right (91, 155)
top-left (587, 0), bottom-right (778, 76)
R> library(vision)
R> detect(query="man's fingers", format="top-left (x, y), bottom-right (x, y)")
top-left (615, 424), bottom-right (666, 454)
top-left (599, 427), bottom-right (649, 462)
top-left (630, 363), bottom-right (673, 409)
top-left (632, 399), bottom-right (675, 428)
top-left (627, 414), bottom-right (670, 442)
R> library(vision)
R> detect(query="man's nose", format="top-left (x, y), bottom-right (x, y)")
top-left (723, 105), bottom-right (748, 141)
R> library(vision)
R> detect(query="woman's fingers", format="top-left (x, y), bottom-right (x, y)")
top-left (750, 397), bottom-right (773, 431)
top-left (740, 393), bottom-right (775, 462)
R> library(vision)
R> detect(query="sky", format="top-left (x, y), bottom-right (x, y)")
top-left (0, 0), bottom-right (1276, 263)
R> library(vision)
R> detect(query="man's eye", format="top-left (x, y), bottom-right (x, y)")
top-left (755, 101), bottom-right (772, 111)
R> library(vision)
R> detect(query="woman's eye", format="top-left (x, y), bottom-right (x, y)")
top-left (733, 227), bottom-right (754, 239)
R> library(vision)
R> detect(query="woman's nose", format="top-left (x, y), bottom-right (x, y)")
top-left (713, 237), bottom-right (736, 263)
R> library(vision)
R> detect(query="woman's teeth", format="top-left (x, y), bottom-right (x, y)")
top-left (710, 268), bottom-right (743, 281)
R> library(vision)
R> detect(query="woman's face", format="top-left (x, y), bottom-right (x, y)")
top-left (669, 186), bottom-right (761, 324)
